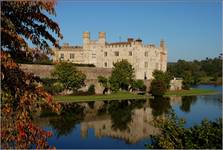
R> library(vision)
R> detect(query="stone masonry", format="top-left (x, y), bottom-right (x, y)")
top-left (52, 32), bottom-right (167, 80)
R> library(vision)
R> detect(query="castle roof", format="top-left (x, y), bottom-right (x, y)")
top-left (106, 38), bottom-right (142, 46)
top-left (106, 42), bottom-right (131, 46)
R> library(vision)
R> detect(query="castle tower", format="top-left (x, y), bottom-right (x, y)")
top-left (159, 39), bottom-right (167, 72)
top-left (160, 39), bottom-right (166, 50)
top-left (83, 32), bottom-right (90, 45)
top-left (98, 32), bottom-right (106, 45)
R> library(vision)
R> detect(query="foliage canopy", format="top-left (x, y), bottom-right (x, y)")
top-left (52, 62), bottom-right (86, 93)
top-left (1, 0), bottom-right (62, 148)
top-left (110, 60), bottom-right (134, 91)
top-left (146, 111), bottom-right (222, 149)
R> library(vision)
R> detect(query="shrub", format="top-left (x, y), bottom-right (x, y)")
top-left (131, 80), bottom-right (146, 92)
top-left (41, 78), bottom-right (64, 95)
top-left (150, 80), bottom-right (167, 97)
top-left (146, 111), bottom-right (222, 149)
top-left (88, 84), bottom-right (95, 95)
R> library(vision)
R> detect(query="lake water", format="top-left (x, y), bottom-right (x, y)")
top-left (37, 85), bottom-right (222, 149)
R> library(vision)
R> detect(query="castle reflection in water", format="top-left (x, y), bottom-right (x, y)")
top-left (80, 101), bottom-right (159, 144)
top-left (36, 97), bottom-right (185, 144)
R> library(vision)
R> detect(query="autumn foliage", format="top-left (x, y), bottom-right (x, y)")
top-left (1, 0), bottom-right (62, 149)
top-left (1, 52), bottom-right (61, 149)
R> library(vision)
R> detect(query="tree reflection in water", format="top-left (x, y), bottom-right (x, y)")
top-left (149, 97), bottom-right (171, 117)
top-left (180, 96), bottom-right (197, 112)
top-left (104, 99), bottom-right (146, 131)
top-left (49, 103), bottom-right (84, 138)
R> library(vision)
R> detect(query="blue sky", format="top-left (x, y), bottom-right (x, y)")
top-left (54, 0), bottom-right (222, 62)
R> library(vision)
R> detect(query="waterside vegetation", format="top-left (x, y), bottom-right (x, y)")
top-left (53, 88), bottom-right (218, 103)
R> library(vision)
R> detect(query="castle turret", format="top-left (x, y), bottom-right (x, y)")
top-left (159, 39), bottom-right (167, 72)
top-left (160, 39), bottom-right (166, 50)
top-left (83, 32), bottom-right (90, 45)
top-left (98, 32), bottom-right (106, 45)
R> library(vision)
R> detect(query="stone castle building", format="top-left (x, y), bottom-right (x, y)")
top-left (52, 32), bottom-right (167, 79)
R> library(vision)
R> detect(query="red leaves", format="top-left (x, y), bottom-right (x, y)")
top-left (1, 52), bottom-right (61, 148)
top-left (47, 95), bottom-right (53, 103)
top-left (46, 131), bottom-right (53, 137)
top-left (19, 130), bottom-right (26, 138)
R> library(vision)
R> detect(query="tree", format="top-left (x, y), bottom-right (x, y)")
top-left (1, 0), bottom-right (62, 60)
top-left (52, 62), bottom-right (86, 94)
top-left (150, 70), bottom-right (172, 97)
top-left (87, 84), bottom-right (95, 95)
top-left (153, 70), bottom-right (172, 89)
top-left (98, 76), bottom-right (110, 94)
top-left (1, 0), bottom-right (62, 149)
top-left (150, 80), bottom-right (167, 97)
top-left (110, 60), bottom-right (134, 91)
top-left (146, 111), bottom-right (222, 149)
top-left (167, 57), bottom-right (222, 88)
top-left (130, 80), bottom-right (146, 92)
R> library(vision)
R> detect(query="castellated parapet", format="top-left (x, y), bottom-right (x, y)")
top-left (52, 32), bottom-right (167, 80)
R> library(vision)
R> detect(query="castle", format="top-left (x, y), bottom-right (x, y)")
top-left (52, 32), bottom-right (167, 80)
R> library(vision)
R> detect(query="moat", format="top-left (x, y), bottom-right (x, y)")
top-left (35, 85), bottom-right (222, 149)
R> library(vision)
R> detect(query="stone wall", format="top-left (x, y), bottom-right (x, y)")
top-left (19, 64), bottom-right (181, 94)
top-left (19, 64), bottom-right (112, 79)
top-left (170, 78), bottom-right (183, 91)
top-left (19, 64), bottom-right (112, 94)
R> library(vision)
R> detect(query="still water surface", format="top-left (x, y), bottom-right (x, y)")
top-left (37, 85), bottom-right (222, 149)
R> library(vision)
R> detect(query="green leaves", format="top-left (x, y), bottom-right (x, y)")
top-left (52, 62), bottom-right (86, 93)
top-left (146, 111), bottom-right (222, 149)
top-left (150, 70), bottom-right (172, 97)
top-left (110, 60), bottom-right (134, 91)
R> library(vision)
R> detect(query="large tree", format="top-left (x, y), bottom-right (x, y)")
top-left (1, 0), bottom-right (62, 149)
top-left (52, 62), bottom-right (86, 94)
top-left (110, 60), bottom-right (134, 91)
top-left (1, 0), bottom-right (62, 60)
top-left (150, 70), bottom-right (172, 97)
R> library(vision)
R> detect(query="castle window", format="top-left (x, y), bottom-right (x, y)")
top-left (104, 62), bottom-right (107, 67)
top-left (144, 61), bottom-right (148, 68)
top-left (114, 51), bottom-right (119, 56)
top-left (145, 51), bottom-right (148, 57)
top-left (60, 53), bottom-right (64, 59)
top-left (70, 53), bottom-right (75, 59)
top-left (129, 51), bottom-right (132, 56)
top-left (144, 72), bottom-right (147, 80)
top-left (104, 52), bottom-right (107, 57)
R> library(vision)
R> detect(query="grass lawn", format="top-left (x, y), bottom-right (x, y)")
top-left (53, 88), bottom-right (220, 103)
top-left (54, 91), bottom-right (150, 103)
top-left (165, 88), bottom-right (219, 97)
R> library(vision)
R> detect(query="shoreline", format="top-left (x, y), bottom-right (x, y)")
top-left (53, 89), bottom-right (220, 103)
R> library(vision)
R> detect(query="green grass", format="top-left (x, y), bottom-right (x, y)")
top-left (53, 89), bottom-right (220, 103)
top-left (54, 91), bottom-right (150, 103)
top-left (165, 88), bottom-right (219, 97)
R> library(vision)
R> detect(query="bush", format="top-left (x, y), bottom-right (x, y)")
top-left (88, 84), bottom-right (95, 95)
top-left (41, 78), bottom-right (64, 95)
top-left (150, 80), bottom-right (167, 97)
top-left (131, 80), bottom-right (146, 92)
top-left (146, 111), bottom-right (222, 149)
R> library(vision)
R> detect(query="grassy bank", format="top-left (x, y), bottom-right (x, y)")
top-left (53, 88), bottom-right (220, 103)
top-left (54, 92), bottom-right (150, 103)
top-left (165, 88), bottom-right (219, 97)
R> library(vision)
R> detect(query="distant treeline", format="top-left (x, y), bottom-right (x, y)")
top-left (167, 57), bottom-right (222, 88)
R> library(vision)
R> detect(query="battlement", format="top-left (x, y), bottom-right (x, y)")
top-left (53, 31), bottom-right (167, 80)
